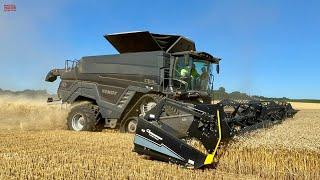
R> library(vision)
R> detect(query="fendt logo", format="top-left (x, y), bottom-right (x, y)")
top-left (101, 89), bottom-right (118, 96)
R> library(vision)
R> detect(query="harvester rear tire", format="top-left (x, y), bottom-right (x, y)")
top-left (67, 102), bottom-right (104, 132)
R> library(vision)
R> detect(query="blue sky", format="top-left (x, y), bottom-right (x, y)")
top-left (0, 0), bottom-right (319, 99)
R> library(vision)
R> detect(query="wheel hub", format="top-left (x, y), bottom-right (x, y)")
top-left (71, 113), bottom-right (85, 131)
top-left (127, 120), bottom-right (137, 133)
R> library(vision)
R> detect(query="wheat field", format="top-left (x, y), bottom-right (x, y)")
top-left (0, 96), bottom-right (319, 179)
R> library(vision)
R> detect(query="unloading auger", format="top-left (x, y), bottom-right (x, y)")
top-left (133, 98), bottom-right (298, 169)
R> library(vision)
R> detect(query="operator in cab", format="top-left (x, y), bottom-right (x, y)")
top-left (199, 67), bottom-right (209, 90)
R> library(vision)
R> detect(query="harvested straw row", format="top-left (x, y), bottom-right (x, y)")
top-left (216, 109), bottom-right (320, 179)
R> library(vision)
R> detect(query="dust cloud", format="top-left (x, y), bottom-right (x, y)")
top-left (0, 95), bottom-right (68, 130)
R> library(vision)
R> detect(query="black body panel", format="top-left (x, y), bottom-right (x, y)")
top-left (105, 31), bottom-right (196, 53)
top-left (53, 51), bottom-right (171, 123)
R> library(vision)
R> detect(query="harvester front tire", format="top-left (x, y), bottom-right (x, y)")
top-left (67, 102), bottom-right (104, 132)
top-left (123, 117), bottom-right (139, 133)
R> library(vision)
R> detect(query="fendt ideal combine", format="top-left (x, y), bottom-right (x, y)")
top-left (46, 31), bottom-right (297, 168)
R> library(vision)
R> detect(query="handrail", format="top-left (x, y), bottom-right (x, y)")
top-left (65, 60), bottom-right (79, 71)
top-left (160, 67), bottom-right (189, 93)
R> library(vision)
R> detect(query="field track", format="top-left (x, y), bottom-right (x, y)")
top-left (0, 96), bottom-right (319, 179)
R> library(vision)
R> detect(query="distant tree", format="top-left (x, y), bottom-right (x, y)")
top-left (213, 87), bottom-right (229, 100)
top-left (218, 87), bottom-right (226, 93)
top-left (0, 89), bottom-right (50, 98)
top-left (212, 87), bottom-right (296, 101)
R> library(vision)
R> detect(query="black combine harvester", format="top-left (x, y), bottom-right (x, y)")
top-left (45, 31), bottom-right (297, 169)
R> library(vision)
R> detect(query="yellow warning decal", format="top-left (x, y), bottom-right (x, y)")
top-left (204, 110), bottom-right (222, 165)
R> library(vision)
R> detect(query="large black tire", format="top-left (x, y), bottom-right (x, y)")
top-left (122, 117), bottom-right (139, 133)
top-left (67, 102), bottom-right (104, 132)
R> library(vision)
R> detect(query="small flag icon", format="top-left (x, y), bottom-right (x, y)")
top-left (4, 4), bottom-right (16, 12)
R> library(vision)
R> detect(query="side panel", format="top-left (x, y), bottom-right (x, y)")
top-left (58, 81), bottom-right (149, 119)
top-left (72, 51), bottom-right (169, 92)
top-left (97, 84), bottom-right (125, 104)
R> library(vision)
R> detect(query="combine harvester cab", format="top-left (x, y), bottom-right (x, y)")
top-left (133, 98), bottom-right (298, 169)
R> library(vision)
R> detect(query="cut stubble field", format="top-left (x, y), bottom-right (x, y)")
top-left (0, 96), bottom-right (319, 179)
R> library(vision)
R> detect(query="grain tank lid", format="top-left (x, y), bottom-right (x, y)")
top-left (104, 31), bottom-right (196, 54)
